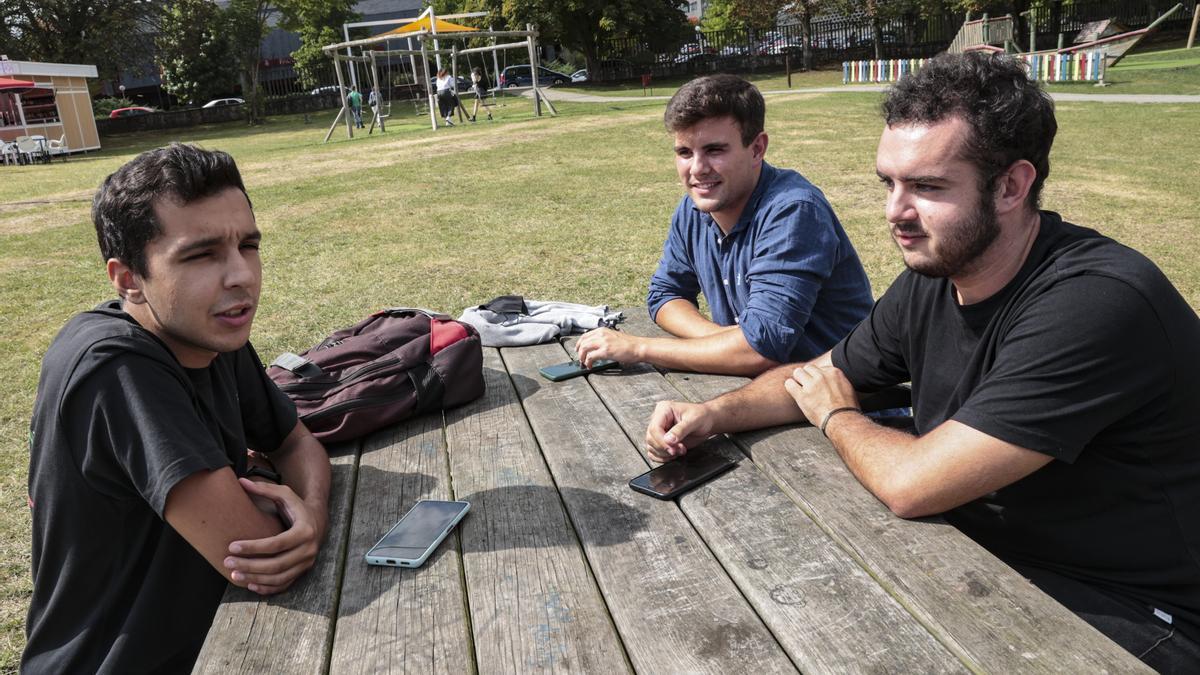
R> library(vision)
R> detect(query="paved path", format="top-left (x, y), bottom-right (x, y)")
top-left (531, 85), bottom-right (1200, 104)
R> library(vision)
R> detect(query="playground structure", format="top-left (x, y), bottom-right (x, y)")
top-left (843, 3), bottom-right (1184, 84)
top-left (320, 7), bottom-right (556, 140)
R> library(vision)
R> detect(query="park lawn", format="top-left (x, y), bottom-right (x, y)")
top-left (572, 45), bottom-right (1200, 97)
top-left (2, 88), bottom-right (1199, 670)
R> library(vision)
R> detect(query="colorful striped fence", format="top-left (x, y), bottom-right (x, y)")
top-left (842, 58), bottom-right (926, 84)
top-left (842, 49), bottom-right (1106, 84)
top-left (1017, 49), bottom-right (1106, 82)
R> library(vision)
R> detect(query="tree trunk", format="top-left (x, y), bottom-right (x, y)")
top-left (872, 17), bottom-right (884, 60)
top-left (802, 12), bottom-right (813, 71)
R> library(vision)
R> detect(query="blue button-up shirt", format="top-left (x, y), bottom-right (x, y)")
top-left (647, 162), bottom-right (873, 363)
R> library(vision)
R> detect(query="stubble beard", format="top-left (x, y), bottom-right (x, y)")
top-left (898, 190), bottom-right (1001, 279)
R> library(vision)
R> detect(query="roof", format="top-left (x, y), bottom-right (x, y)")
top-left (0, 60), bottom-right (99, 78)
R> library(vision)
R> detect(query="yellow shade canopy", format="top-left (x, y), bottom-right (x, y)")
top-left (379, 16), bottom-right (479, 36)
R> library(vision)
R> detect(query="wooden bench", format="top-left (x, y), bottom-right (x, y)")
top-left (195, 308), bottom-right (1149, 673)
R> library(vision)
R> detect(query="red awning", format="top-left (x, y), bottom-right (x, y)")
top-left (0, 77), bottom-right (36, 91)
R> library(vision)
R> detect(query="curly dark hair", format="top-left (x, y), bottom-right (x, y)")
top-left (664, 74), bottom-right (765, 146)
top-left (882, 51), bottom-right (1057, 209)
top-left (92, 143), bottom-right (250, 278)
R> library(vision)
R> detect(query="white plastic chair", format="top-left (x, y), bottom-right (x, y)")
top-left (16, 136), bottom-right (46, 164)
top-left (47, 134), bottom-right (67, 160)
top-left (0, 141), bottom-right (17, 165)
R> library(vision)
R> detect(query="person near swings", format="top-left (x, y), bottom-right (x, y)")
top-left (469, 67), bottom-right (493, 122)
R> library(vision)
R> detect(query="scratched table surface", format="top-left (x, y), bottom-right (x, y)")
top-left (195, 309), bottom-right (1148, 674)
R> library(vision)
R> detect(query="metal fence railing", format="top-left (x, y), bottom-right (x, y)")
top-left (593, 0), bottom-right (1197, 81)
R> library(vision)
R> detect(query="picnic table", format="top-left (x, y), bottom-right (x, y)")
top-left (195, 309), bottom-right (1149, 673)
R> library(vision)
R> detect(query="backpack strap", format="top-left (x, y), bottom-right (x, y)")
top-left (377, 307), bottom-right (452, 321)
top-left (270, 352), bottom-right (325, 378)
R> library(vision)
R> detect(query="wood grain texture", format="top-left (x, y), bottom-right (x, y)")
top-left (445, 348), bottom-right (629, 673)
top-left (667, 372), bottom-right (1151, 673)
top-left (575, 345), bottom-right (964, 673)
top-left (329, 413), bottom-right (474, 674)
top-left (194, 441), bottom-right (360, 674)
top-left (502, 342), bottom-right (796, 675)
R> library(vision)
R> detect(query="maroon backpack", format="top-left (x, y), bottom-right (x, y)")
top-left (268, 308), bottom-right (484, 444)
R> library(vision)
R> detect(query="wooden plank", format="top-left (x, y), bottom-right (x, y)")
top-left (501, 342), bottom-right (796, 674)
top-left (195, 441), bottom-right (361, 674)
top-left (574, 343), bottom-right (965, 672)
top-left (444, 348), bottom-right (629, 672)
top-left (667, 374), bottom-right (1151, 673)
top-left (329, 413), bottom-right (474, 674)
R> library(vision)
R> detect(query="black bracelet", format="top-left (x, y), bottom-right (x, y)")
top-left (820, 407), bottom-right (861, 437)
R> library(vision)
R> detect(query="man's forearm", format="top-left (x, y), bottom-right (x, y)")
top-left (638, 327), bottom-right (777, 375)
top-left (271, 423), bottom-right (331, 517)
top-left (653, 299), bottom-right (724, 338)
top-left (704, 363), bottom-right (808, 432)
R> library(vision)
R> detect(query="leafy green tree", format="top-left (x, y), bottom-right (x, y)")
top-left (480, 0), bottom-right (687, 76)
top-left (701, 0), bottom-right (797, 31)
top-left (156, 0), bottom-right (238, 106)
top-left (1, 0), bottom-right (159, 86)
top-left (224, 0), bottom-right (275, 124)
top-left (276, 0), bottom-right (358, 89)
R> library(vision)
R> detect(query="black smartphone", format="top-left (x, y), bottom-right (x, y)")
top-left (629, 452), bottom-right (739, 500)
top-left (538, 359), bottom-right (619, 382)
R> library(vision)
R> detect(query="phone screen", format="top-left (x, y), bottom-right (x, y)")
top-left (367, 500), bottom-right (469, 563)
top-left (629, 452), bottom-right (738, 499)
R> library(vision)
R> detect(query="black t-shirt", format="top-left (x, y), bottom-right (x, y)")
top-left (832, 212), bottom-right (1200, 637)
top-left (23, 301), bottom-right (297, 673)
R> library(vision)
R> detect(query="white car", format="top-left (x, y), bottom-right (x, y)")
top-left (570, 69), bottom-right (588, 83)
top-left (202, 97), bottom-right (245, 108)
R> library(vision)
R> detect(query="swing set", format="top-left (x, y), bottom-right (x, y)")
top-left (321, 7), bottom-right (557, 140)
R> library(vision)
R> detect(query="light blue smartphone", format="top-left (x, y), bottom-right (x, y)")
top-left (364, 499), bottom-right (470, 568)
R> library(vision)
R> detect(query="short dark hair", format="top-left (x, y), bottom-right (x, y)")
top-left (92, 143), bottom-right (249, 277)
top-left (664, 74), bottom-right (765, 146)
top-left (882, 51), bottom-right (1057, 209)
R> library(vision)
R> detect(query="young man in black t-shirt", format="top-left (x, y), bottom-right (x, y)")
top-left (23, 144), bottom-right (332, 672)
top-left (644, 53), bottom-right (1200, 670)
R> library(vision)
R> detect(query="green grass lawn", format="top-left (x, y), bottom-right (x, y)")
top-left (2, 61), bottom-right (1199, 669)
top-left (571, 45), bottom-right (1200, 97)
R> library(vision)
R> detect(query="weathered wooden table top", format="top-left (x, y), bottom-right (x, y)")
top-left (195, 309), bottom-right (1148, 674)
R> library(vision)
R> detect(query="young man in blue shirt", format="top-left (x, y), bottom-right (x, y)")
top-left (576, 74), bottom-right (873, 375)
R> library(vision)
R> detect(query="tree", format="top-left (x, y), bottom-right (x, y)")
top-left (497, 0), bottom-right (691, 77)
top-left (275, 0), bottom-right (358, 90)
top-left (225, 0), bottom-right (275, 124)
top-left (702, 0), bottom-right (795, 31)
top-left (1, 0), bottom-right (160, 86)
top-left (782, 0), bottom-right (824, 71)
top-left (156, 0), bottom-right (238, 106)
top-left (826, 0), bottom-right (924, 59)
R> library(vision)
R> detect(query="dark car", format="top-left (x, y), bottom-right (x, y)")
top-left (429, 75), bottom-right (471, 92)
top-left (497, 65), bottom-right (571, 88)
top-left (108, 106), bottom-right (155, 118)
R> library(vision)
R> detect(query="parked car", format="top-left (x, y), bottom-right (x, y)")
top-left (498, 65), bottom-right (571, 88)
top-left (108, 106), bottom-right (155, 119)
top-left (202, 97), bottom-right (244, 108)
top-left (310, 85), bottom-right (348, 96)
top-left (570, 69), bottom-right (588, 83)
top-left (674, 43), bottom-right (717, 63)
top-left (428, 75), bottom-right (470, 92)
